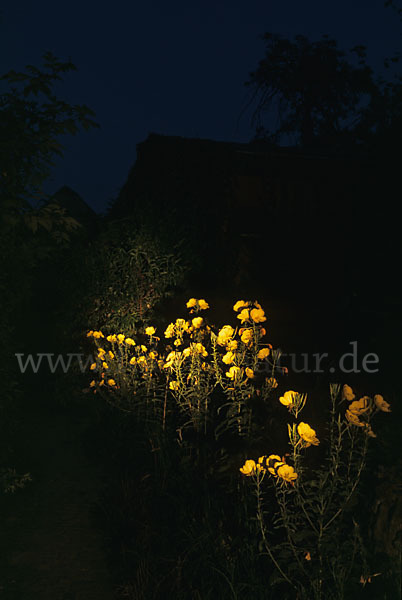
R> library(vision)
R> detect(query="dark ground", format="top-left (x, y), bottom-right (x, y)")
top-left (0, 397), bottom-right (114, 600)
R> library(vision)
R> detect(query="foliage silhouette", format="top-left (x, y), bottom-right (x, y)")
top-left (0, 51), bottom-right (98, 228)
top-left (244, 33), bottom-right (378, 148)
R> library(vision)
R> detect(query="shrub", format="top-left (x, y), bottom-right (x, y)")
top-left (61, 224), bottom-right (185, 340)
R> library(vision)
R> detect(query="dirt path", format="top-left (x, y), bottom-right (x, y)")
top-left (0, 397), bottom-right (115, 600)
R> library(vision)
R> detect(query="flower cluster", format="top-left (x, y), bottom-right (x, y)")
top-left (87, 326), bottom-right (162, 392)
top-left (239, 389), bottom-right (318, 491)
top-left (342, 384), bottom-right (391, 437)
top-left (240, 454), bottom-right (298, 484)
top-left (234, 300), bottom-right (267, 324)
top-left (164, 318), bottom-right (191, 342)
top-left (186, 298), bottom-right (209, 312)
top-left (209, 300), bottom-right (272, 392)
top-left (86, 298), bottom-right (278, 433)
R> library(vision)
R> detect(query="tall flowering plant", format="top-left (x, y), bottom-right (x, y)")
top-left (86, 329), bottom-right (166, 426)
top-left (239, 384), bottom-right (391, 600)
top-left (210, 300), bottom-right (279, 439)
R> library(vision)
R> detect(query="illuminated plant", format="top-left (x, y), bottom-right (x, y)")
top-left (210, 300), bottom-right (280, 440)
top-left (239, 383), bottom-right (391, 600)
top-left (87, 329), bottom-right (167, 430)
top-left (85, 298), bottom-right (394, 597)
top-left (86, 298), bottom-right (281, 443)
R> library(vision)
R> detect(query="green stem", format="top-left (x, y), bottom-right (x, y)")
top-left (323, 435), bottom-right (367, 532)
top-left (255, 476), bottom-right (296, 590)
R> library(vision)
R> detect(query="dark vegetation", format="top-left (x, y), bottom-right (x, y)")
top-left (1, 25), bottom-right (401, 599)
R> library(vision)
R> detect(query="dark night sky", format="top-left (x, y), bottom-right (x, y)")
top-left (1, 1), bottom-right (401, 213)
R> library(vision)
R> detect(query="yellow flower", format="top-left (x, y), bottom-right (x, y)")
top-left (222, 351), bottom-right (235, 365)
top-left (268, 462), bottom-right (285, 477)
top-left (129, 356), bottom-right (137, 365)
top-left (108, 351), bottom-right (114, 359)
top-left (279, 390), bottom-right (297, 407)
top-left (102, 361), bottom-right (109, 370)
top-left (117, 334), bottom-right (125, 343)
top-left (342, 384), bottom-right (355, 401)
top-left (86, 330), bottom-right (94, 337)
top-left (267, 455), bottom-right (285, 476)
top-left (349, 397), bottom-right (370, 415)
top-left (277, 464), bottom-right (298, 483)
top-left (195, 343), bottom-right (208, 357)
top-left (149, 351), bottom-right (158, 360)
top-left (345, 409), bottom-right (365, 426)
top-left (192, 317), bottom-right (203, 329)
top-left (107, 379), bottom-right (116, 386)
top-left (374, 394), bottom-right (391, 412)
top-left (239, 459), bottom-right (256, 476)
top-left (97, 348), bottom-right (106, 357)
top-left (216, 325), bottom-right (234, 346)
top-left (184, 343), bottom-right (205, 356)
top-left (250, 308), bottom-right (266, 323)
top-left (186, 298), bottom-right (197, 308)
top-left (107, 334), bottom-right (117, 343)
top-left (137, 356), bottom-right (147, 366)
top-left (266, 377), bottom-right (278, 388)
top-left (241, 329), bottom-right (253, 345)
top-left (145, 326), bottom-right (156, 336)
top-left (164, 323), bottom-right (175, 338)
top-left (89, 380), bottom-right (95, 387)
top-left (226, 366), bottom-right (241, 379)
top-left (140, 345), bottom-right (147, 352)
top-left (90, 362), bottom-right (96, 370)
top-left (125, 337), bottom-right (135, 346)
top-left (233, 300), bottom-right (249, 312)
top-left (164, 351), bottom-right (179, 369)
top-left (237, 308), bottom-right (250, 323)
top-left (93, 330), bottom-right (104, 339)
top-left (297, 422), bottom-right (320, 446)
top-left (198, 299), bottom-right (209, 310)
top-left (245, 367), bottom-right (254, 378)
top-left (176, 318), bottom-right (189, 331)
top-left (99, 380), bottom-right (104, 386)
top-left (226, 339), bottom-right (238, 351)
top-left (266, 454), bottom-right (282, 466)
top-left (169, 380), bottom-right (179, 390)
top-left (258, 347), bottom-right (270, 360)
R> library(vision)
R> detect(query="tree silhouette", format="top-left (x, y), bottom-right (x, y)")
top-left (243, 33), bottom-right (377, 148)
top-left (0, 52), bottom-right (98, 230)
